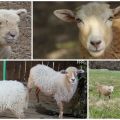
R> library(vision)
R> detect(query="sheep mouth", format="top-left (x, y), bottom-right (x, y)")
top-left (89, 48), bottom-right (105, 57)
top-left (89, 49), bottom-right (103, 53)
top-left (5, 38), bottom-right (17, 44)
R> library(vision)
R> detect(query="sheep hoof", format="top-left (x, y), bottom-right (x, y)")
top-left (59, 112), bottom-right (63, 119)
top-left (59, 115), bottom-right (63, 119)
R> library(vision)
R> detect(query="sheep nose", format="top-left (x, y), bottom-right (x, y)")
top-left (90, 40), bottom-right (101, 48)
top-left (10, 34), bottom-right (15, 38)
top-left (8, 31), bottom-right (17, 38)
top-left (71, 79), bottom-right (75, 82)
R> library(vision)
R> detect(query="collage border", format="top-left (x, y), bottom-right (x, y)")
top-left (1, 0), bottom-right (120, 119)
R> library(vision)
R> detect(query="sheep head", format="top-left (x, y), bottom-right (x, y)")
top-left (108, 86), bottom-right (114, 92)
top-left (0, 9), bottom-right (27, 45)
top-left (62, 66), bottom-right (84, 84)
top-left (54, 2), bottom-right (120, 58)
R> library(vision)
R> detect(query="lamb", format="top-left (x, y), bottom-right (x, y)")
top-left (0, 9), bottom-right (27, 59)
top-left (96, 83), bottom-right (114, 99)
top-left (27, 64), bottom-right (84, 118)
top-left (0, 80), bottom-right (28, 118)
top-left (54, 2), bottom-right (120, 59)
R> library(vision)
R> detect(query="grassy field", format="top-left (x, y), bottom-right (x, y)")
top-left (89, 69), bottom-right (120, 118)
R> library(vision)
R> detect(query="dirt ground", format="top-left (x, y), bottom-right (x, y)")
top-left (0, 89), bottom-right (74, 119)
top-left (0, 2), bottom-right (31, 59)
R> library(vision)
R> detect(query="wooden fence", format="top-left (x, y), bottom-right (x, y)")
top-left (0, 61), bottom-right (87, 82)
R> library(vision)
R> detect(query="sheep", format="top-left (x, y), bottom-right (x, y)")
top-left (0, 80), bottom-right (28, 118)
top-left (96, 83), bottom-right (114, 99)
top-left (0, 9), bottom-right (27, 59)
top-left (27, 64), bottom-right (84, 118)
top-left (53, 2), bottom-right (120, 59)
top-left (34, 68), bottom-right (78, 103)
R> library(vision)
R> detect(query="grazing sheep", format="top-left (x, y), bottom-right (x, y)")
top-left (0, 9), bottom-right (27, 59)
top-left (54, 2), bottom-right (120, 59)
top-left (27, 64), bottom-right (84, 118)
top-left (96, 84), bottom-right (114, 99)
top-left (0, 80), bottom-right (28, 118)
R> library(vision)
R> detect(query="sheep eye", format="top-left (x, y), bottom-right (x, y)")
top-left (108, 16), bottom-right (113, 21)
top-left (75, 18), bottom-right (83, 23)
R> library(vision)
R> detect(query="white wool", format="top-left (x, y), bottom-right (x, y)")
top-left (28, 64), bottom-right (78, 103)
top-left (0, 80), bottom-right (28, 118)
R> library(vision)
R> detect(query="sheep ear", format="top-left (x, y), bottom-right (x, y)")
top-left (15, 9), bottom-right (27, 16)
top-left (113, 6), bottom-right (120, 16)
top-left (77, 69), bottom-right (84, 74)
top-left (53, 9), bottom-right (75, 22)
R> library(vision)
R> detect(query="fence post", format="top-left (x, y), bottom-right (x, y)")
top-left (3, 60), bottom-right (7, 80)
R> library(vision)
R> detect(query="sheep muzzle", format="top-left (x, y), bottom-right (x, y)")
top-left (5, 30), bottom-right (18, 44)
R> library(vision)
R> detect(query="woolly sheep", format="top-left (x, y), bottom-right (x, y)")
top-left (54, 2), bottom-right (120, 59)
top-left (96, 84), bottom-right (114, 99)
top-left (27, 64), bottom-right (84, 118)
top-left (0, 80), bottom-right (28, 118)
top-left (0, 9), bottom-right (27, 59)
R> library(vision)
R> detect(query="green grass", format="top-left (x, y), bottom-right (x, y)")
top-left (89, 69), bottom-right (120, 118)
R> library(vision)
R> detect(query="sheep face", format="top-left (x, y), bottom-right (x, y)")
top-left (54, 2), bottom-right (120, 57)
top-left (65, 66), bottom-right (84, 84)
top-left (108, 86), bottom-right (114, 92)
top-left (75, 3), bottom-right (113, 57)
top-left (0, 9), bottom-right (27, 45)
top-left (78, 17), bottom-right (112, 57)
top-left (66, 72), bottom-right (78, 84)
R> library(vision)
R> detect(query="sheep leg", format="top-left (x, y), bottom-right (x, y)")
top-left (109, 95), bottom-right (111, 99)
top-left (17, 112), bottom-right (25, 119)
top-left (35, 87), bottom-right (40, 103)
top-left (12, 109), bottom-right (24, 119)
top-left (98, 92), bottom-right (101, 98)
top-left (28, 88), bottom-right (32, 93)
top-left (57, 102), bottom-right (64, 118)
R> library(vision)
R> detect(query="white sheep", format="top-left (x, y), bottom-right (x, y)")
top-left (54, 2), bottom-right (120, 59)
top-left (96, 83), bottom-right (114, 99)
top-left (0, 9), bottom-right (27, 59)
top-left (27, 64), bottom-right (84, 118)
top-left (0, 80), bottom-right (28, 118)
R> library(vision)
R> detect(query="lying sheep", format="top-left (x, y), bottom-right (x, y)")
top-left (96, 84), bottom-right (114, 99)
top-left (54, 2), bottom-right (120, 59)
top-left (27, 64), bottom-right (84, 118)
top-left (0, 9), bottom-right (27, 59)
top-left (0, 80), bottom-right (28, 118)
